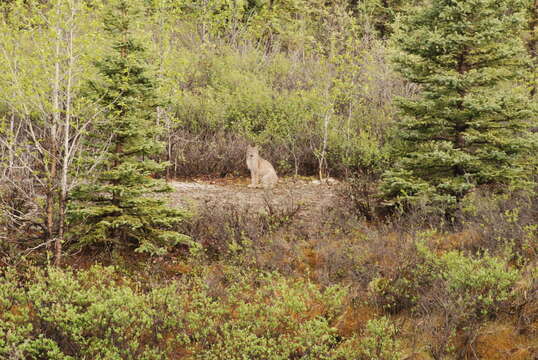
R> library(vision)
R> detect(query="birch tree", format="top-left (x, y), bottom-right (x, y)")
top-left (0, 0), bottom-right (104, 264)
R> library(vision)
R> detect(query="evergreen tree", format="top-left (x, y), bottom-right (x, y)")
top-left (69, 0), bottom-right (189, 255)
top-left (382, 0), bottom-right (534, 209)
top-left (352, 0), bottom-right (424, 39)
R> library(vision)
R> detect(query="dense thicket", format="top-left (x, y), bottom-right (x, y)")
top-left (0, 0), bottom-right (418, 256)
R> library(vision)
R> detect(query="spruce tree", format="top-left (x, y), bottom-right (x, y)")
top-left (382, 0), bottom-right (534, 208)
top-left (69, 0), bottom-right (189, 255)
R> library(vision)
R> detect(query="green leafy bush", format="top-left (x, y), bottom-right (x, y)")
top-left (0, 265), bottom-right (363, 359)
top-left (368, 241), bottom-right (519, 319)
top-left (434, 250), bottom-right (519, 318)
top-left (357, 317), bottom-right (402, 360)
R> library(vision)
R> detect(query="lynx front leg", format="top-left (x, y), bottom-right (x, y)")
top-left (248, 170), bottom-right (257, 188)
top-left (253, 171), bottom-right (261, 188)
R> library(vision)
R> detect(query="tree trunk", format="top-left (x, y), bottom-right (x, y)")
top-left (528, 0), bottom-right (538, 97)
top-left (48, 25), bottom-right (62, 251)
top-left (319, 111), bottom-right (330, 180)
top-left (6, 113), bottom-right (15, 178)
top-left (57, 1), bottom-right (77, 266)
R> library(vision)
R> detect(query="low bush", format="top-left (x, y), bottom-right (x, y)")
top-left (368, 240), bottom-right (519, 317)
top-left (181, 196), bottom-right (302, 264)
top-left (433, 250), bottom-right (519, 319)
top-left (357, 317), bottom-right (402, 360)
top-left (0, 265), bottom-right (365, 359)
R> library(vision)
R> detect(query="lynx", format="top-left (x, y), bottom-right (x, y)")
top-left (246, 145), bottom-right (278, 189)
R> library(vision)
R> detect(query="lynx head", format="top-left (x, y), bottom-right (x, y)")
top-left (246, 145), bottom-right (259, 159)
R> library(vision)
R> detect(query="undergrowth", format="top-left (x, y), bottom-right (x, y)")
top-left (1, 186), bottom-right (537, 359)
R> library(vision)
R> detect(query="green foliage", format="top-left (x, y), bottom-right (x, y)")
top-left (383, 0), bottom-right (536, 208)
top-left (141, 0), bottom-right (399, 177)
top-left (433, 249), bottom-right (520, 317)
top-left (357, 317), bottom-right (402, 360)
top-left (1, 1), bottom-right (537, 357)
top-left (355, 0), bottom-right (424, 39)
top-left (417, 242), bottom-right (520, 319)
top-left (197, 274), bottom-right (347, 360)
top-left (369, 241), bottom-right (519, 319)
top-left (0, 265), bottom-right (358, 359)
top-left (68, 0), bottom-right (189, 255)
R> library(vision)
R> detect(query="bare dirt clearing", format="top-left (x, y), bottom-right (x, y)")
top-left (168, 177), bottom-right (340, 221)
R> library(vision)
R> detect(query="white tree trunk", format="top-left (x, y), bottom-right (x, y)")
top-left (57, 1), bottom-right (78, 266)
top-left (319, 111), bottom-right (330, 181)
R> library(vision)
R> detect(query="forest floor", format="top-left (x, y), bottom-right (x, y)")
top-left (168, 176), bottom-right (341, 223)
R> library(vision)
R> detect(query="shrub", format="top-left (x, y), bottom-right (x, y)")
top-left (181, 196), bottom-right (301, 262)
top-left (0, 265), bottom-right (359, 359)
top-left (366, 237), bottom-right (436, 314)
top-left (367, 239), bottom-right (519, 320)
top-left (357, 317), bottom-right (402, 360)
top-left (415, 244), bottom-right (521, 359)
top-left (434, 250), bottom-right (519, 318)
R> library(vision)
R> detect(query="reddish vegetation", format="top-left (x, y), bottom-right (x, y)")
top-left (475, 323), bottom-right (532, 359)
top-left (335, 305), bottom-right (378, 338)
top-left (168, 177), bottom-right (538, 358)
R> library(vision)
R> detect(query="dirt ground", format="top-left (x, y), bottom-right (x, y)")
top-left (168, 177), bottom-right (341, 221)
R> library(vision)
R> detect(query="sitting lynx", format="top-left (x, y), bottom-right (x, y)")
top-left (246, 145), bottom-right (278, 189)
